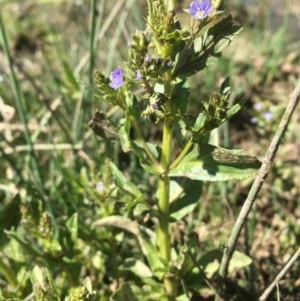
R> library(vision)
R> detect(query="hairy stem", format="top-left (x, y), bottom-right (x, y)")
top-left (157, 71), bottom-right (177, 298)
top-left (158, 117), bottom-right (174, 296)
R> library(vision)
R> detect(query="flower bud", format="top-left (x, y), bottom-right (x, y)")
top-left (211, 0), bottom-right (225, 10)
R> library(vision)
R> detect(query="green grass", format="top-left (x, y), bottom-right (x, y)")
top-left (0, 0), bottom-right (300, 300)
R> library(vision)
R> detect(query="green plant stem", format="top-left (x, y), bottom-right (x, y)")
top-left (158, 118), bottom-right (172, 259)
top-left (75, 0), bottom-right (97, 140)
top-left (219, 80), bottom-right (300, 278)
top-left (0, 259), bottom-right (18, 289)
top-left (158, 117), bottom-right (175, 297)
top-left (170, 138), bottom-right (194, 170)
top-left (157, 70), bottom-right (177, 297)
top-left (0, 14), bottom-right (41, 184)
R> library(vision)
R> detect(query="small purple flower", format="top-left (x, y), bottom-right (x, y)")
top-left (145, 53), bottom-right (151, 62)
top-left (167, 61), bottom-right (173, 68)
top-left (250, 117), bottom-right (257, 124)
top-left (109, 67), bottom-right (125, 89)
top-left (263, 111), bottom-right (273, 120)
top-left (254, 102), bottom-right (262, 111)
top-left (136, 70), bottom-right (142, 81)
top-left (127, 40), bottom-right (132, 47)
top-left (189, 0), bottom-right (214, 20)
top-left (96, 181), bottom-right (104, 192)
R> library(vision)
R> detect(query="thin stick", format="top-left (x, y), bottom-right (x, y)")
top-left (219, 80), bottom-right (300, 278)
top-left (259, 246), bottom-right (300, 301)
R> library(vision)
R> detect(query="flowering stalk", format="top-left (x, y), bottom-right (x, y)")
top-left (93, 0), bottom-right (244, 299)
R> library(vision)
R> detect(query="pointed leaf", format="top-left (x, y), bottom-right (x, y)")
top-left (228, 251), bottom-right (252, 273)
top-left (175, 15), bottom-right (242, 78)
top-left (119, 111), bottom-right (131, 153)
top-left (6, 230), bottom-right (44, 257)
top-left (225, 97), bottom-right (248, 120)
top-left (30, 266), bottom-right (59, 301)
top-left (110, 284), bottom-right (139, 301)
top-left (198, 249), bottom-right (222, 277)
top-left (172, 79), bottom-right (190, 113)
top-left (0, 193), bottom-right (21, 248)
top-left (129, 140), bottom-right (160, 174)
top-left (30, 266), bottom-right (45, 291)
top-left (93, 216), bottom-right (165, 278)
top-left (119, 258), bottom-right (153, 277)
top-left (170, 244), bottom-right (195, 277)
top-left (110, 162), bottom-right (143, 199)
top-left (45, 268), bottom-right (60, 297)
top-left (66, 213), bottom-right (78, 242)
top-left (168, 144), bottom-right (261, 181)
top-left (170, 179), bottom-right (202, 221)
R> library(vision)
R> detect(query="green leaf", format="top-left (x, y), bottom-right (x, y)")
top-left (62, 61), bottom-right (80, 92)
top-left (169, 244), bottom-right (196, 277)
top-left (110, 162), bottom-right (143, 199)
top-left (170, 179), bottom-right (202, 221)
top-left (66, 213), bottom-right (78, 243)
top-left (119, 111), bottom-right (131, 153)
top-left (111, 282), bottom-right (164, 301)
top-left (172, 79), bottom-right (190, 114)
top-left (228, 251), bottom-right (252, 273)
top-left (198, 249), bottom-right (222, 277)
top-left (225, 97), bottom-right (248, 120)
top-left (129, 140), bottom-right (160, 174)
top-left (93, 216), bottom-right (165, 279)
top-left (30, 266), bottom-right (45, 291)
top-left (30, 266), bottom-right (59, 301)
top-left (110, 283), bottom-right (139, 301)
top-left (6, 231), bottom-right (44, 257)
top-left (192, 112), bottom-right (207, 133)
top-left (0, 193), bottom-right (21, 248)
top-left (175, 15), bottom-right (242, 78)
top-left (45, 268), bottom-right (60, 297)
top-left (168, 144), bottom-right (261, 181)
top-left (119, 258), bottom-right (153, 278)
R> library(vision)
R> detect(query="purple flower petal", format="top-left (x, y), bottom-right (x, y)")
top-left (96, 181), bottom-right (104, 192)
top-left (145, 53), bottom-right (151, 62)
top-left (250, 117), bottom-right (257, 124)
top-left (189, 0), bottom-right (214, 20)
top-left (263, 111), bottom-right (273, 120)
top-left (136, 70), bottom-right (142, 81)
top-left (254, 102), bottom-right (262, 111)
top-left (109, 67), bottom-right (125, 89)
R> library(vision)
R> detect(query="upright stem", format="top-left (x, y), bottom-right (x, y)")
top-left (158, 117), bottom-right (175, 297)
top-left (158, 119), bottom-right (172, 261)
top-left (157, 71), bottom-right (177, 297)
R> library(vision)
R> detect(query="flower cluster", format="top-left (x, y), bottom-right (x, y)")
top-left (108, 1), bottom-right (217, 91)
top-left (251, 102), bottom-right (273, 124)
top-left (108, 67), bottom-right (143, 90)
